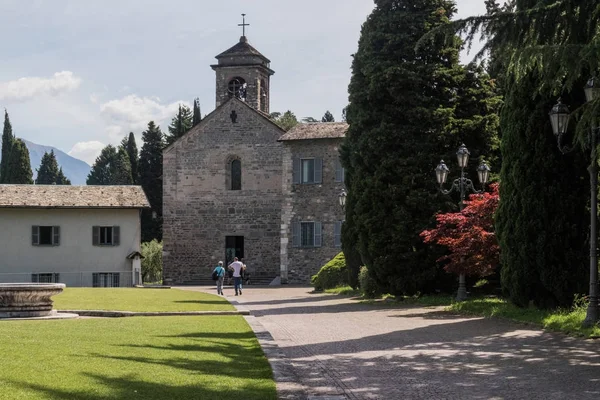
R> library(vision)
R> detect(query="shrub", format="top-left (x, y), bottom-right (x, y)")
top-left (141, 240), bottom-right (163, 283)
top-left (311, 253), bottom-right (348, 291)
top-left (358, 266), bottom-right (380, 298)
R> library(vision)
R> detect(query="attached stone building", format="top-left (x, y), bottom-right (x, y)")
top-left (162, 35), bottom-right (346, 285)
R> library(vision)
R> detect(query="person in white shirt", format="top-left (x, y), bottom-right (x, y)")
top-left (228, 257), bottom-right (245, 296)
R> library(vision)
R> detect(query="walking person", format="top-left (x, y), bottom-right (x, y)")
top-left (228, 257), bottom-right (245, 296)
top-left (213, 261), bottom-right (226, 295)
top-left (241, 258), bottom-right (250, 285)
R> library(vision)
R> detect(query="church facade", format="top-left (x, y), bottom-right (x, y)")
top-left (162, 35), bottom-right (346, 285)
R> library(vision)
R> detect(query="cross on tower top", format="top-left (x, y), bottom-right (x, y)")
top-left (238, 13), bottom-right (250, 37)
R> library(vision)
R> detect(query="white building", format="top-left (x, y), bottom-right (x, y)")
top-left (0, 185), bottom-right (149, 287)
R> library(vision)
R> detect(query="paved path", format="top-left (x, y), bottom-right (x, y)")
top-left (181, 286), bottom-right (600, 400)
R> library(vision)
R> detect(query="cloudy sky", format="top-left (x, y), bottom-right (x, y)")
top-left (0, 0), bottom-right (489, 165)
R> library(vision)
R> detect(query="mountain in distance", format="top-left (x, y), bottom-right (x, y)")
top-left (22, 139), bottom-right (91, 185)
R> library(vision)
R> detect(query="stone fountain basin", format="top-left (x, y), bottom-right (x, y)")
top-left (0, 283), bottom-right (65, 318)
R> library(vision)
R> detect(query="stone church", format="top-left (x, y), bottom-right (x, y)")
top-left (162, 33), bottom-right (347, 285)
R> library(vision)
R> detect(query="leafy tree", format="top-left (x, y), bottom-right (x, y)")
top-left (141, 239), bottom-right (163, 283)
top-left (5, 139), bottom-right (33, 184)
top-left (121, 132), bottom-right (139, 184)
top-left (0, 110), bottom-right (14, 183)
top-left (139, 121), bottom-right (165, 241)
top-left (270, 110), bottom-right (298, 131)
top-left (165, 104), bottom-right (193, 146)
top-left (421, 183), bottom-right (500, 278)
top-left (113, 147), bottom-right (133, 185)
top-left (341, 0), bottom-right (499, 295)
top-left (322, 111), bottom-right (335, 122)
top-left (192, 98), bottom-right (202, 127)
top-left (36, 150), bottom-right (65, 184)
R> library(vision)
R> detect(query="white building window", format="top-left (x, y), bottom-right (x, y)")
top-left (32, 226), bottom-right (60, 246)
top-left (93, 226), bottom-right (120, 246)
top-left (293, 158), bottom-right (323, 184)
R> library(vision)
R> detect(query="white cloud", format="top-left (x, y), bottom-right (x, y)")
top-left (68, 140), bottom-right (105, 165)
top-left (0, 71), bottom-right (82, 102)
top-left (100, 94), bottom-right (187, 134)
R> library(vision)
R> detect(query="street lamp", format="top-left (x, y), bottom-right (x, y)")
top-left (436, 144), bottom-right (491, 301)
top-left (549, 78), bottom-right (600, 327)
top-left (338, 189), bottom-right (347, 211)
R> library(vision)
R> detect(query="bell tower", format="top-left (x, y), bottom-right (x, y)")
top-left (211, 14), bottom-right (275, 114)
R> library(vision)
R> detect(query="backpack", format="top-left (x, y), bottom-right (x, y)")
top-left (211, 269), bottom-right (219, 281)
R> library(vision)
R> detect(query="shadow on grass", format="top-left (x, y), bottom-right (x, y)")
top-left (7, 372), bottom-right (275, 400)
top-left (173, 300), bottom-right (230, 305)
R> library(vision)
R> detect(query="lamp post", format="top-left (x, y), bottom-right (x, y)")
top-left (435, 144), bottom-right (491, 301)
top-left (338, 189), bottom-right (347, 211)
top-left (548, 78), bottom-right (600, 327)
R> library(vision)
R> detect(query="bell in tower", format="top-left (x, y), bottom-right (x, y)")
top-left (211, 14), bottom-right (275, 114)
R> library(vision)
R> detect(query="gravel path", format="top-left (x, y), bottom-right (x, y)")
top-left (180, 286), bottom-right (600, 400)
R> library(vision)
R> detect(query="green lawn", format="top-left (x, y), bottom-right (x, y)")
top-left (0, 316), bottom-right (276, 400)
top-left (53, 288), bottom-right (235, 312)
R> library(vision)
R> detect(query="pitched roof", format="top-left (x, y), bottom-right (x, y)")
top-left (216, 36), bottom-right (270, 63)
top-left (0, 185), bottom-right (150, 209)
top-left (278, 122), bottom-right (348, 141)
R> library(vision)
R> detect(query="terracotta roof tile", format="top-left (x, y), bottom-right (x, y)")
top-left (278, 122), bottom-right (348, 141)
top-left (0, 185), bottom-right (150, 208)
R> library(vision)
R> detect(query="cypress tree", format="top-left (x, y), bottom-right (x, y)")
top-left (165, 104), bottom-right (193, 146)
top-left (0, 110), bottom-right (14, 183)
top-left (113, 147), bottom-right (133, 185)
top-left (341, 0), bottom-right (498, 295)
top-left (192, 98), bottom-right (202, 127)
top-left (5, 139), bottom-right (33, 184)
top-left (121, 132), bottom-right (139, 184)
top-left (35, 151), bottom-right (60, 184)
top-left (56, 167), bottom-right (71, 185)
top-left (139, 121), bottom-right (164, 241)
top-left (495, 73), bottom-right (589, 308)
top-left (321, 111), bottom-right (335, 122)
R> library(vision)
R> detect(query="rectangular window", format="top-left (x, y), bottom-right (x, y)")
top-left (100, 227), bottom-right (113, 245)
top-left (32, 226), bottom-right (60, 246)
top-left (301, 222), bottom-right (315, 247)
top-left (93, 226), bottom-right (120, 246)
top-left (301, 159), bottom-right (315, 184)
top-left (93, 273), bottom-right (120, 288)
top-left (335, 158), bottom-right (345, 183)
top-left (31, 273), bottom-right (60, 283)
top-left (334, 221), bottom-right (343, 247)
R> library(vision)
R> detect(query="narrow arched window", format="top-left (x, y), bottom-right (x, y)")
top-left (231, 159), bottom-right (242, 190)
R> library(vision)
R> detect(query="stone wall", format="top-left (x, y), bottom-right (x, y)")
top-left (213, 64), bottom-right (272, 114)
top-left (163, 98), bottom-right (283, 284)
top-left (280, 138), bottom-right (346, 284)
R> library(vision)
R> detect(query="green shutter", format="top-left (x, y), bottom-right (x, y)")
top-left (314, 158), bottom-right (323, 183)
top-left (314, 222), bottom-right (322, 247)
top-left (32, 226), bottom-right (39, 246)
top-left (52, 226), bottom-right (60, 246)
top-left (293, 158), bottom-right (301, 184)
top-left (92, 226), bottom-right (100, 246)
top-left (334, 221), bottom-right (342, 247)
top-left (292, 222), bottom-right (301, 247)
top-left (335, 158), bottom-right (344, 182)
top-left (113, 226), bottom-right (120, 246)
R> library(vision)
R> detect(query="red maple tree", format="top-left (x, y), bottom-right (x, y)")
top-left (420, 183), bottom-right (500, 277)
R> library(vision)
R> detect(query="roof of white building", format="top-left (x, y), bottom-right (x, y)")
top-left (0, 185), bottom-right (150, 209)
top-left (278, 122), bottom-right (348, 141)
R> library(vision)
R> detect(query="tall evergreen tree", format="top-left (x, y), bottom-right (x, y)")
top-left (341, 0), bottom-right (499, 295)
top-left (139, 121), bottom-right (164, 241)
top-left (322, 111), bottom-right (335, 122)
top-left (0, 110), bottom-right (14, 183)
top-left (36, 151), bottom-right (61, 184)
top-left (121, 132), bottom-right (139, 184)
top-left (56, 167), bottom-right (71, 185)
top-left (192, 98), bottom-right (202, 127)
top-left (165, 104), bottom-right (193, 146)
top-left (113, 147), bottom-right (133, 185)
top-left (5, 139), bottom-right (33, 184)
top-left (495, 73), bottom-right (589, 308)
top-left (86, 145), bottom-right (118, 185)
